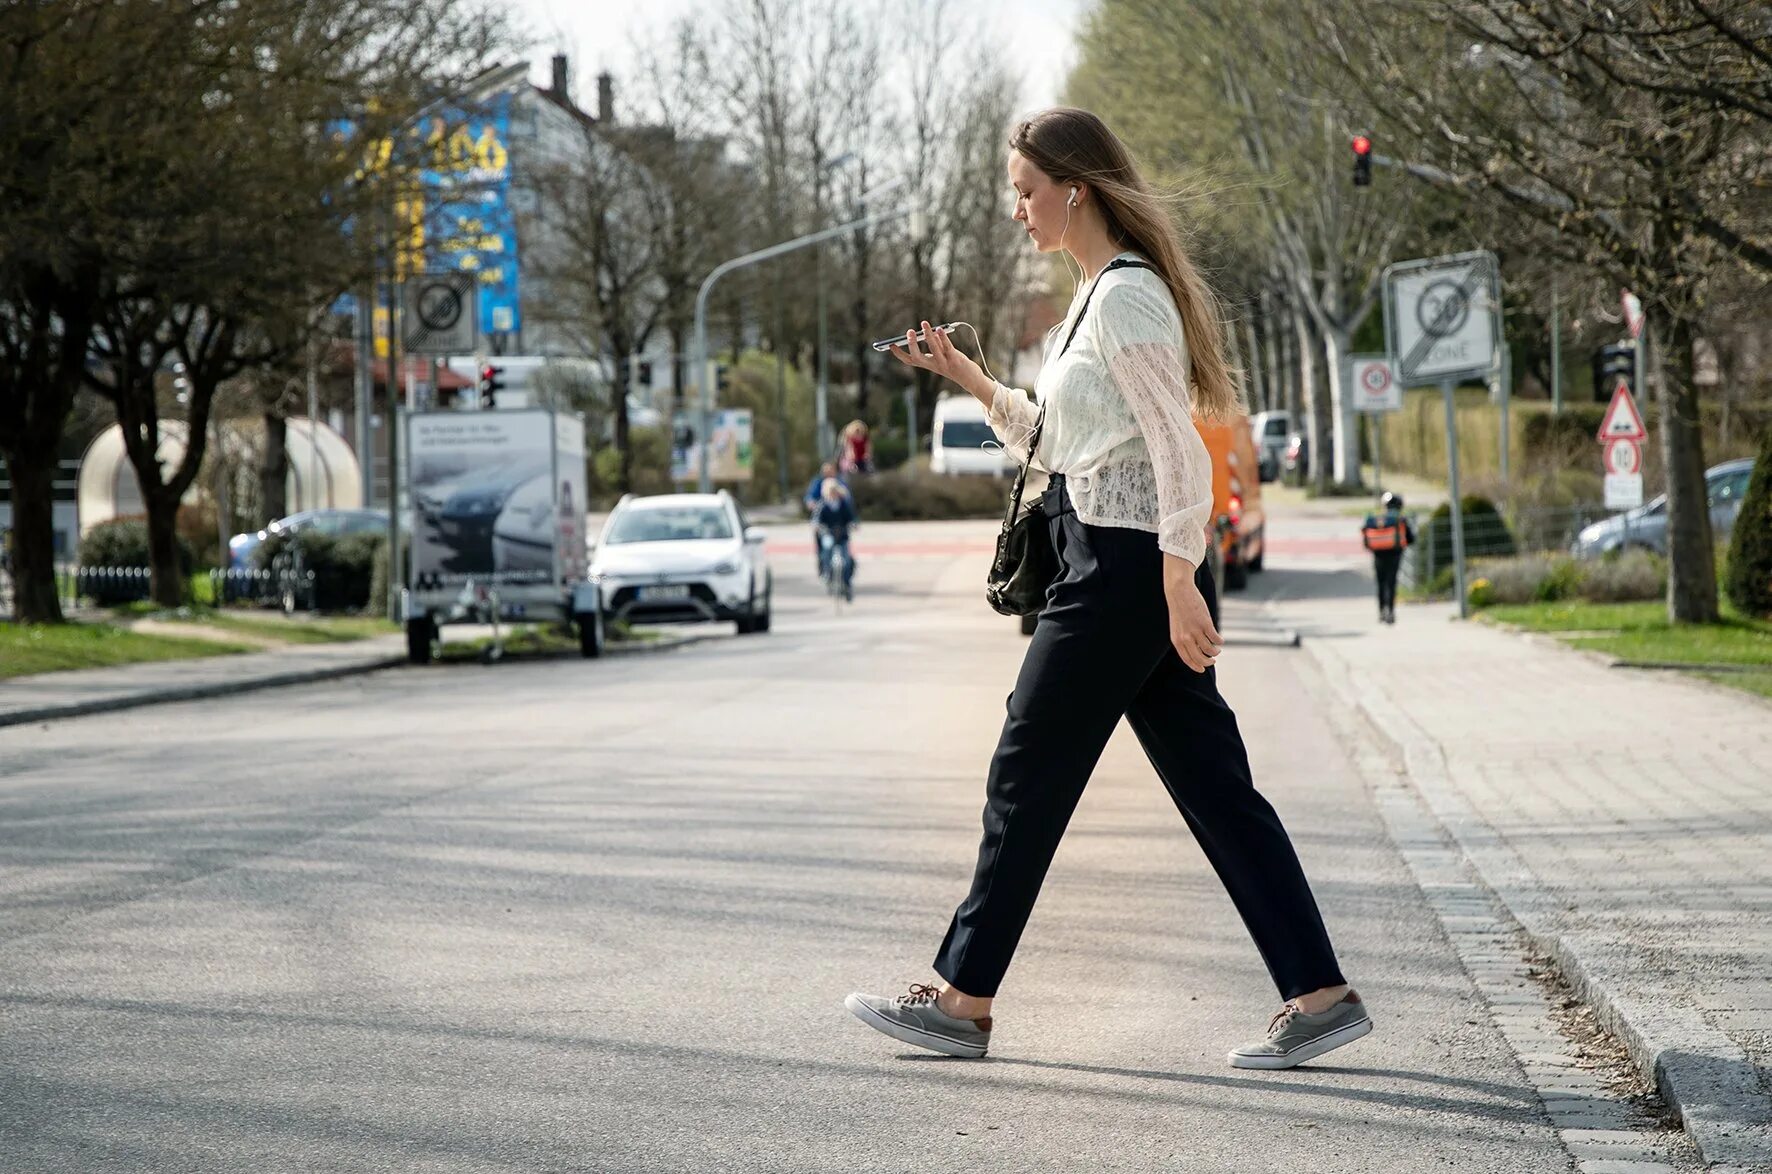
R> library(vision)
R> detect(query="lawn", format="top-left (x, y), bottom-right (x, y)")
top-left (0, 622), bottom-right (255, 680)
top-left (197, 612), bottom-right (397, 644)
top-left (1480, 599), bottom-right (1772, 697)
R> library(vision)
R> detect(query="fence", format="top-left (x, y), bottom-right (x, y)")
top-left (1401, 501), bottom-right (1623, 592)
top-left (2, 563), bottom-right (294, 619)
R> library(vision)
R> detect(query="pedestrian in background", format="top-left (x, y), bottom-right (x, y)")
top-left (846, 106), bottom-right (1369, 1072)
top-left (838, 420), bottom-right (874, 476)
top-left (1361, 492), bottom-right (1414, 625)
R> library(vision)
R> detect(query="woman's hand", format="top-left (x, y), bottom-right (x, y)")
top-left (889, 320), bottom-right (991, 402)
top-left (1163, 556), bottom-right (1222, 673)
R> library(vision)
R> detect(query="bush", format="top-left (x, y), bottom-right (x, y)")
top-left (1725, 429), bottom-right (1772, 619)
top-left (855, 466), bottom-right (1011, 521)
top-left (1469, 552), bottom-right (1578, 606)
top-left (1424, 495), bottom-right (1515, 576)
top-left (76, 518), bottom-right (195, 605)
top-left (1578, 547), bottom-right (1666, 603)
top-left (257, 528), bottom-right (385, 611)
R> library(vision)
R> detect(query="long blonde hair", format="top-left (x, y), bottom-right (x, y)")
top-left (1010, 108), bottom-right (1243, 420)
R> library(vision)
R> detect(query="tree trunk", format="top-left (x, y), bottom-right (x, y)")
top-left (261, 411), bottom-right (289, 523)
top-left (1292, 309), bottom-right (1324, 490)
top-left (1, 446), bottom-right (65, 623)
top-left (1323, 326), bottom-right (1361, 490)
top-left (1656, 318), bottom-right (1719, 623)
top-left (1261, 293), bottom-right (1283, 416)
top-left (144, 491), bottom-right (185, 608)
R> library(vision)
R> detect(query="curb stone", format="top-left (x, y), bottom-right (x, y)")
top-left (1299, 623), bottom-right (1772, 1171)
top-left (0, 627), bottom-right (711, 731)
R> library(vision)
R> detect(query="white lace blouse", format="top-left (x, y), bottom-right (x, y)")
top-left (985, 253), bottom-right (1214, 567)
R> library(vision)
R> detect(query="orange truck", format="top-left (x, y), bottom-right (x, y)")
top-left (1194, 412), bottom-right (1266, 591)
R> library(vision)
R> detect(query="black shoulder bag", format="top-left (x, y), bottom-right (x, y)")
top-left (986, 258), bottom-right (1156, 616)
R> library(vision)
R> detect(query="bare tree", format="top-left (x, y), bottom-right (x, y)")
top-left (1306, 0), bottom-right (1770, 619)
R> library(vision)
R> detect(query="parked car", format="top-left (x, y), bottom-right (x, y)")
top-left (227, 508), bottom-right (388, 572)
top-left (1250, 410), bottom-right (1290, 482)
top-left (1573, 458), bottom-right (1756, 558)
top-left (931, 394), bottom-right (1010, 476)
top-left (589, 491), bottom-right (772, 635)
top-left (1196, 412), bottom-right (1266, 589)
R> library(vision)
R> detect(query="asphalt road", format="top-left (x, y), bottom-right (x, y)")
top-left (0, 506), bottom-right (1574, 1172)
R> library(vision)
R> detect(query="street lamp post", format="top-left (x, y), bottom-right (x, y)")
top-left (815, 153), bottom-right (857, 465)
top-left (692, 195), bottom-right (909, 494)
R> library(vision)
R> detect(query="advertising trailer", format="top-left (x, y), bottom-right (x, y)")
top-left (401, 409), bottom-right (599, 662)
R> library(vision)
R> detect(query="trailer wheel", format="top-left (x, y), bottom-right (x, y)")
top-left (575, 611), bottom-right (603, 659)
top-left (406, 617), bottom-right (436, 665)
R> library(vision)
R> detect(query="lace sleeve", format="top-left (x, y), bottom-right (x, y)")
top-left (1097, 284), bottom-right (1213, 566)
top-left (984, 382), bottom-right (1041, 464)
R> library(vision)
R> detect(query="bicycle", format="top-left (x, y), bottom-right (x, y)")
top-left (818, 527), bottom-right (854, 609)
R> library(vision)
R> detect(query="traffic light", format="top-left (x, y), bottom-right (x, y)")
top-left (1592, 343), bottom-right (1635, 403)
top-left (1351, 135), bottom-right (1372, 187)
top-left (714, 363), bottom-right (730, 394)
top-left (479, 363), bottom-right (505, 409)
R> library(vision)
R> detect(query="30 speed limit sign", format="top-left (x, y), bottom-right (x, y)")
top-left (1604, 438), bottom-right (1641, 476)
top-left (1351, 355), bottom-right (1402, 412)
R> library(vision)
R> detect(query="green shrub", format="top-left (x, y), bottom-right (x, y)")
top-left (1578, 547), bottom-right (1666, 603)
top-left (1724, 429), bottom-right (1772, 619)
top-left (1467, 576), bottom-right (1495, 608)
top-left (258, 528), bottom-right (385, 611)
top-left (78, 517), bottom-right (195, 572)
top-left (76, 518), bottom-right (195, 605)
top-left (1425, 495), bottom-right (1515, 575)
top-left (1470, 552), bottom-right (1577, 606)
top-left (855, 467), bottom-right (1011, 521)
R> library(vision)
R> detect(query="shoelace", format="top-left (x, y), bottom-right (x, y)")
top-left (1267, 1001), bottom-right (1303, 1037)
top-left (896, 983), bottom-right (943, 1009)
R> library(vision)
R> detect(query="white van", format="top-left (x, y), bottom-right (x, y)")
top-left (931, 394), bottom-right (1010, 476)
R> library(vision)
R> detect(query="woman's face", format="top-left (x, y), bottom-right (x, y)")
top-left (1008, 150), bottom-right (1069, 254)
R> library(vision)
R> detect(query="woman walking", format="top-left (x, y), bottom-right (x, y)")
top-left (844, 109), bottom-right (1370, 1070)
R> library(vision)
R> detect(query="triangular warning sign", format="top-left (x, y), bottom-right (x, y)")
top-left (1597, 380), bottom-right (1647, 442)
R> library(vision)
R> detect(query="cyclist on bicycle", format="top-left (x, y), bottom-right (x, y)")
top-left (803, 461), bottom-right (846, 574)
top-left (812, 476), bottom-right (858, 602)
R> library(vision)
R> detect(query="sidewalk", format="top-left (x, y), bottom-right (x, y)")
top-left (0, 636), bottom-right (409, 728)
top-left (1282, 586), bottom-right (1772, 1169)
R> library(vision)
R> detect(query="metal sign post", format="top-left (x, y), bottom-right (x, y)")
top-left (1382, 251), bottom-right (1502, 619)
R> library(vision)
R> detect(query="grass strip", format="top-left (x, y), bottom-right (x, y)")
top-left (0, 622), bottom-right (254, 680)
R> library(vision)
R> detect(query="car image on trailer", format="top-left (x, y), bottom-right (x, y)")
top-left (589, 491), bottom-right (772, 636)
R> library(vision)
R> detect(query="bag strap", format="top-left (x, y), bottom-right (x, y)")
top-left (1004, 257), bottom-right (1157, 524)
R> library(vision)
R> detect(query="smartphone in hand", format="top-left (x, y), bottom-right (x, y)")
top-left (870, 323), bottom-right (956, 353)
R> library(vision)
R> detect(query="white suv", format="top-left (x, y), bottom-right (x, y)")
top-left (589, 491), bottom-right (772, 635)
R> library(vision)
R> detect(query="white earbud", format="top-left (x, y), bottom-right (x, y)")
top-left (1067, 186), bottom-right (1079, 207)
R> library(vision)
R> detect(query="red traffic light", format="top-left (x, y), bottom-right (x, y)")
top-left (1351, 135), bottom-right (1371, 156)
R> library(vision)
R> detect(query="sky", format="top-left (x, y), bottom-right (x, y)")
top-left (510, 0), bottom-right (1088, 117)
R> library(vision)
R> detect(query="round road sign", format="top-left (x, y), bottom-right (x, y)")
top-left (1359, 362), bottom-right (1393, 396)
top-left (1604, 438), bottom-right (1641, 476)
top-left (416, 282), bottom-right (464, 333)
top-left (1416, 278), bottom-right (1472, 337)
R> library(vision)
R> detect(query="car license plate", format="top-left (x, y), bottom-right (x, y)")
top-left (639, 584), bottom-right (690, 601)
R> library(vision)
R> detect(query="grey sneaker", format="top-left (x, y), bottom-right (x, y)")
top-left (844, 983), bottom-right (992, 1058)
top-left (1228, 990), bottom-right (1372, 1069)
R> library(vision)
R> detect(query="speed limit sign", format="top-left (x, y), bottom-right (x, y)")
top-left (1351, 355), bottom-right (1402, 412)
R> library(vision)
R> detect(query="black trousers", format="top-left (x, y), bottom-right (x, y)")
top-left (1374, 550), bottom-right (1402, 613)
top-left (933, 476), bottom-right (1346, 1001)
